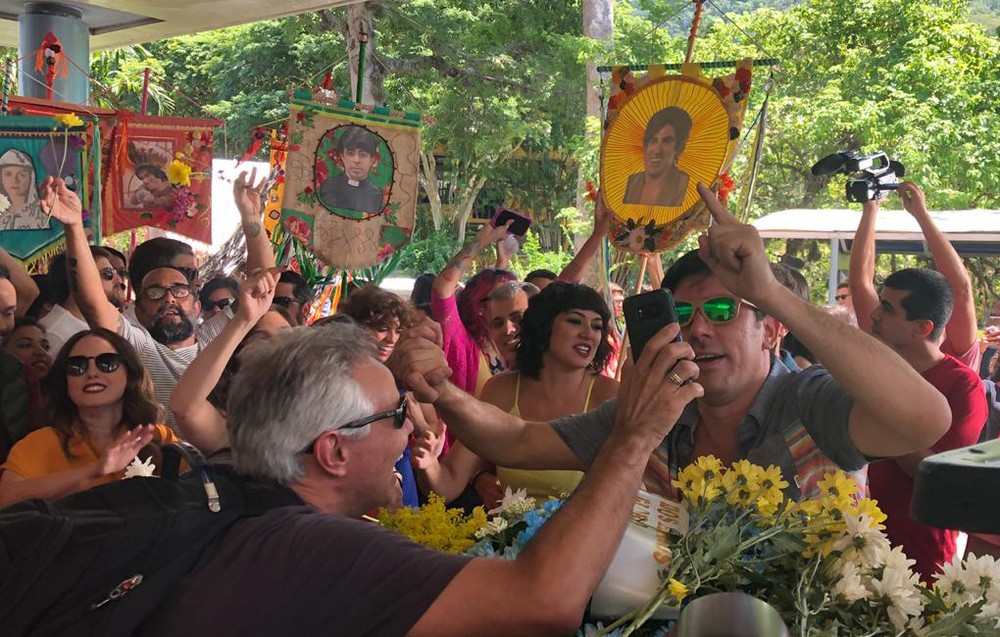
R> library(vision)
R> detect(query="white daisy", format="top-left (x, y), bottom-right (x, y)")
top-left (877, 545), bottom-right (916, 573)
top-left (0, 193), bottom-right (9, 213)
top-left (870, 564), bottom-right (924, 631)
top-left (830, 512), bottom-right (891, 569)
top-left (963, 553), bottom-right (1000, 599)
top-left (935, 554), bottom-right (981, 607)
top-left (832, 560), bottom-right (871, 603)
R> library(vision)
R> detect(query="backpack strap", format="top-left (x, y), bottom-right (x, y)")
top-left (160, 442), bottom-right (222, 513)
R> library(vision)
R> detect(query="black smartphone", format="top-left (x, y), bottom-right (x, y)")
top-left (623, 288), bottom-right (682, 361)
top-left (491, 207), bottom-right (532, 237)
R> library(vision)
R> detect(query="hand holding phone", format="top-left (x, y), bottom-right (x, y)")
top-left (491, 207), bottom-right (532, 237)
top-left (623, 288), bottom-right (682, 361)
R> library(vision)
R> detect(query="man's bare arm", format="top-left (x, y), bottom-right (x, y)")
top-left (848, 199), bottom-right (880, 333)
top-left (0, 247), bottom-right (39, 315)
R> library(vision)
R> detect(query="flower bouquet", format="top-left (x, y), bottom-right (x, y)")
top-left (596, 457), bottom-right (1000, 637)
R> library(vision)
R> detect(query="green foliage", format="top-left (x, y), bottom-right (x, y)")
top-left (507, 230), bottom-right (573, 278)
top-left (89, 45), bottom-right (175, 113)
top-left (395, 225), bottom-right (461, 276)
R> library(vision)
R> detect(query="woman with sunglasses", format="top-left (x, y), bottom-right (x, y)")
top-left (412, 282), bottom-right (619, 502)
top-left (0, 328), bottom-right (173, 508)
top-left (170, 268), bottom-right (287, 456)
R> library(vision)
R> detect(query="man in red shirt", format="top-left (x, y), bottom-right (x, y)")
top-left (864, 266), bottom-right (987, 581)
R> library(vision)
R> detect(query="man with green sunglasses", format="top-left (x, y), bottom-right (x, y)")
top-left (392, 184), bottom-right (952, 504)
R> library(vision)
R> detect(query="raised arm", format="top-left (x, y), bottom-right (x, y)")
top-left (233, 168), bottom-right (277, 273)
top-left (170, 268), bottom-right (278, 454)
top-left (558, 191), bottom-right (612, 284)
top-left (40, 178), bottom-right (119, 331)
top-left (433, 222), bottom-right (511, 300)
top-left (848, 198), bottom-right (880, 333)
top-left (408, 325), bottom-right (703, 636)
top-left (899, 181), bottom-right (977, 357)
top-left (697, 183), bottom-right (950, 458)
top-left (0, 247), bottom-right (39, 316)
top-left (388, 319), bottom-right (582, 471)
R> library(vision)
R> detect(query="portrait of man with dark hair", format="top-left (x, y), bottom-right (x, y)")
top-left (623, 106), bottom-right (693, 207)
top-left (318, 125), bottom-right (385, 214)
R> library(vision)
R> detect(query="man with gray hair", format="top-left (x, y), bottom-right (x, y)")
top-left (487, 280), bottom-right (538, 369)
top-left (139, 320), bottom-right (704, 636)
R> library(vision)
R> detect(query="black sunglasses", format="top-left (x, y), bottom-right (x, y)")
top-left (203, 297), bottom-right (234, 312)
top-left (66, 353), bottom-right (123, 376)
top-left (98, 267), bottom-right (121, 282)
top-left (302, 395), bottom-right (408, 453)
top-left (271, 296), bottom-right (299, 308)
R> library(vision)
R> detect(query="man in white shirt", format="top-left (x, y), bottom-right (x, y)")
top-left (39, 247), bottom-right (126, 356)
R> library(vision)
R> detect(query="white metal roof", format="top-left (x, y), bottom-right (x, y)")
top-left (753, 208), bottom-right (1000, 242)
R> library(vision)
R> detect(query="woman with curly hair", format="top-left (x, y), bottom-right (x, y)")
top-left (413, 282), bottom-right (619, 502)
top-left (0, 328), bottom-right (174, 507)
top-left (340, 284), bottom-right (415, 362)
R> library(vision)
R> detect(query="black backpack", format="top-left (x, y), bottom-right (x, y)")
top-left (0, 442), bottom-right (302, 637)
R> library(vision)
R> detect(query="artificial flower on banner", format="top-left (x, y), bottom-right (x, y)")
top-left (600, 60), bottom-right (753, 254)
top-left (102, 114), bottom-right (221, 244)
top-left (0, 115), bottom-right (91, 271)
top-left (280, 90), bottom-right (420, 269)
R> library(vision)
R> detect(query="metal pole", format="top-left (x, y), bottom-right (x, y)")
top-left (828, 237), bottom-right (840, 304)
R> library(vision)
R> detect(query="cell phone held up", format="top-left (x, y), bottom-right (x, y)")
top-left (623, 288), bottom-right (682, 361)
top-left (491, 207), bottom-right (532, 237)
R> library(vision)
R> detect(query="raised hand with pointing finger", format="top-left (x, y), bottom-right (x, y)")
top-left (695, 182), bottom-right (781, 306)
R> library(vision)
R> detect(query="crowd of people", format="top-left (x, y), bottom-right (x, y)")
top-left (0, 173), bottom-right (997, 634)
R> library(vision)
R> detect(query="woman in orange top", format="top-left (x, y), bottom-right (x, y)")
top-left (0, 328), bottom-right (172, 507)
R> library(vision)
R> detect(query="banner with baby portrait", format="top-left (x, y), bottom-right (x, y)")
top-left (600, 61), bottom-right (753, 254)
top-left (0, 115), bottom-right (88, 270)
top-left (102, 114), bottom-right (221, 244)
top-left (281, 90), bottom-right (419, 269)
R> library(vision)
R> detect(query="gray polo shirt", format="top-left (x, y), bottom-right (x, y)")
top-left (551, 358), bottom-right (867, 501)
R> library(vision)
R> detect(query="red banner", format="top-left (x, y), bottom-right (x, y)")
top-left (102, 114), bottom-right (221, 244)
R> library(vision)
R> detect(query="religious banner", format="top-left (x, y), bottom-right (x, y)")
top-left (281, 90), bottom-right (419, 269)
top-left (600, 61), bottom-right (753, 253)
top-left (0, 115), bottom-right (89, 270)
top-left (102, 114), bottom-right (222, 244)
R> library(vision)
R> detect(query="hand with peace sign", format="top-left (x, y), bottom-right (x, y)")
top-left (695, 183), bottom-right (782, 308)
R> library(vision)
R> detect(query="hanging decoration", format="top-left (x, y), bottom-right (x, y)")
top-left (263, 129), bottom-right (288, 241)
top-left (102, 114), bottom-right (221, 244)
top-left (600, 61), bottom-right (753, 254)
top-left (280, 90), bottom-right (420, 270)
top-left (34, 32), bottom-right (69, 102)
top-left (0, 115), bottom-right (90, 270)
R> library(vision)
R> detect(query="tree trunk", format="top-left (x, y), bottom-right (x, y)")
top-left (455, 175), bottom-right (488, 243)
top-left (419, 150), bottom-right (443, 230)
top-left (345, 3), bottom-right (384, 106)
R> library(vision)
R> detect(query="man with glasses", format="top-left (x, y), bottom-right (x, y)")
top-left (273, 270), bottom-right (313, 326)
top-left (390, 184), bottom-right (952, 502)
top-left (140, 322), bottom-right (702, 636)
top-left (39, 247), bottom-right (125, 356)
top-left (42, 172), bottom-right (275, 432)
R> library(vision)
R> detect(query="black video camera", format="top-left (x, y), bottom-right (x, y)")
top-left (811, 150), bottom-right (905, 203)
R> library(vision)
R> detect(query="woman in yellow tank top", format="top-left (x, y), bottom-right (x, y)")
top-left (412, 282), bottom-right (619, 504)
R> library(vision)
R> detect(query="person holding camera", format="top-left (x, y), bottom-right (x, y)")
top-left (849, 181), bottom-right (980, 369)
